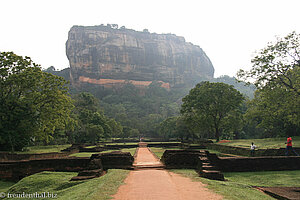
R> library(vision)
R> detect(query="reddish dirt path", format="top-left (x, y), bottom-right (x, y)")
top-left (112, 147), bottom-right (223, 200)
top-left (133, 147), bottom-right (162, 167)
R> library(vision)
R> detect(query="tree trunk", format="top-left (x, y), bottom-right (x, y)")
top-left (215, 128), bottom-right (220, 142)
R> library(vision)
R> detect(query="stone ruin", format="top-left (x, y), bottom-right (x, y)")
top-left (0, 151), bottom-right (134, 181)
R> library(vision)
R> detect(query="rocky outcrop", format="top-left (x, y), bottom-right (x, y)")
top-left (66, 25), bottom-right (214, 88)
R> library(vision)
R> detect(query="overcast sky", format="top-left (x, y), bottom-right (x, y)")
top-left (1, 0), bottom-right (300, 77)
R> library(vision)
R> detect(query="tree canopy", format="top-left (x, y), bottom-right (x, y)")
top-left (238, 32), bottom-right (300, 137)
top-left (0, 52), bottom-right (74, 151)
top-left (181, 81), bottom-right (244, 141)
top-left (238, 31), bottom-right (300, 96)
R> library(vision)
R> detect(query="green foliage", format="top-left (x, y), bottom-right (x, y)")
top-left (238, 31), bottom-right (300, 94)
top-left (238, 32), bottom-right (300, 137)
top-left (0, 52), bottom-right (74, 151)
top-left (214, 75), bottom-right (255, 99)
top-left (181, 81), bottom-right (245, 142)
top-left (159, 116), bottom-right (192, 141)
top-left (49, 67), bottom-right (255, 139)
top-left (70, 92), bottom-right (118, 144)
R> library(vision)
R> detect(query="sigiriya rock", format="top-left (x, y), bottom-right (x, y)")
top-left (66, 25), bottom-right (214, 89)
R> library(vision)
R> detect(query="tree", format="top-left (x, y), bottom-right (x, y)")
top-left (237, 31), bottom-right (300, 96)
top-left (181, 81), bottom-right (244, 142)
top-left (238, 32), bottom-right (300, 137)
top-left (244, 85), bottom-right (300, 137)
top-left (0, 52), bottom-right (74, 151)
top-left (71, 92), bottom-right (115, 143)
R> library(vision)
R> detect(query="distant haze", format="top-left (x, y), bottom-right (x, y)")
top-left (1, 0), bottom-right (300, 77)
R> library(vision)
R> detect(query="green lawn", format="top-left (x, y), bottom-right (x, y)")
top-left (0, 180), bottom-right (16, 193)
top-left (171, 169), bottom-right (300, 200)
top-left (5, 170), bottom-right (129, 200)
top-left (217, 136), bottom-right (300, 149)
top-left (13, 144), bottom-right (72, 154)
top-left (205, 149), bottom-right (239, 157)
top-left (69, 148), bottom-right (137, 158)
top-left (149, 147), bottom-right (182, 158)
top-left (149, 147), bottom-right (237, 158)
top-left (106, 143), bottom-right (138, 145)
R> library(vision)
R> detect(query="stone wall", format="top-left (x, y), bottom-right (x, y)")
top-left (0, 157), bottom-right (90, 180)
top-left (207, 143), bottom-right (300, 156)
top-left (161, 150), bottom-right (203, 169)
top-left (0, 152), bottom-right (71, 162)
top-left (206, 152), bottom-right (300, 172)
top-left (91, 151), bottom-right (134, 170)
top-left (0, 152), bottom-right (134, 181)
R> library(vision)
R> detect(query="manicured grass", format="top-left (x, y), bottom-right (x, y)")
top-left (121, 148), bottom-right (137, 156)
top-left (0, 180), bottom-right (16, 193)
top-left (107, 143), bottom-right (138, 145)
top-left (217, 137), bottom-right (300, 149)
top-left (205, 149), bottom-right (239, 157)
top-left (15, 144), bottom-right (72, 154)
top-left (6, 169), bottom-right (129, 200)
top-left (146, 142), bottom-right (180, 144)
top-left (149, 147), bottom-right (236, 158)
top-left (69, 152), bottom-right (103, 157)
top-left (70, 148), bottom-right (137, 158)
top-left (224, 170), bottom-right (300, 187)
top-left (150, 147), bottom-right (181, 158)
top-left (84, 146), bottom-right (97, 149)
top-left (171, 169), bottom-right (300, 200)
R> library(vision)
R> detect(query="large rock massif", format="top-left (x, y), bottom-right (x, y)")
top-left (66, 25), bottom-right (214, 89)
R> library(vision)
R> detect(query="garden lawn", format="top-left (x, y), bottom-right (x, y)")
top-left (10, 144), bottom-right (72, 154)
top-left (0, 180), bottom-right (16, 193)
top-left (171, 169), bottom-right (300, 200)
top-left (69, 148), bottom-right (137, 158)
top-left (6, 169), bottom-right (129, 200)
top-left (150, 147), bottom-right (181, 158)
top-left (218, 137), bottom-right (300, 149)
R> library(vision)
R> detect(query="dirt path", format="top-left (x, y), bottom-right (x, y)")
top-left (112, 147), bottom-right (223, 200)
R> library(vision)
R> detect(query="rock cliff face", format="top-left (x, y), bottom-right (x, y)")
top-left (66, 25), bottom-right (214, 89)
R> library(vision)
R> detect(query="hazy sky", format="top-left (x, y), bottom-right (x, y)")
top-left (1, 0), bottom-right (300, 77)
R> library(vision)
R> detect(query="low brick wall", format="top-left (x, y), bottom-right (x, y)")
top-left (91, 151), bottom-right (134, 169)
top-left (0, 157), bottom-right (90, 180)
top-left (0, 152), bottom-right (71, 162)
top-left (161, 150), bottom-right (203, 169)
top-left (205, 152), bottom-right (300, 172)
top-left (79, 146), bottom-right (107, 152)
top-left (0, 152), bottom-right (134, 181)
top-left (147, 142), bottom-right (181, 148)
top-left (207, 143), bottom-right (300, 156)
top-left (104, 144), bottom-right (138, 149)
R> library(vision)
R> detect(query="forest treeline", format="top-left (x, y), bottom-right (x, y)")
top-left (1, 32), bottom-right (299, 151)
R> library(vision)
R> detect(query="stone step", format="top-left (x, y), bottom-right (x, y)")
top-left (200, 170), bottom-right (225, 181)
top-left (202, 165), bottom-right (218, 170)
top-left (199, 157), bottom-right (209, 162)
top-left (201, 170), bottom-right (221, 174)
top-left (134, 164), bottom-right (165, 170)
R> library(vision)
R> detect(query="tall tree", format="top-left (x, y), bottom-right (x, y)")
top-left (181, 81), bottom-right (244, 142)
top-left (0, 52), bottom-right (74, 151)
top-left (237, 31), bottom-right (300, 96)
top-left (71, 92), bottom-right (116, 143)
top-left (238, 32), bottom-right (300, 137)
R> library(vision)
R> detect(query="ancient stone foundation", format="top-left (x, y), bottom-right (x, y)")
top-left (161, 150), bottom-right (203, 169)
top-left (91, 151), bottom-right (134, 170)
top-left (0, 151), bottom-right (134, 181)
